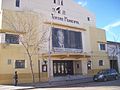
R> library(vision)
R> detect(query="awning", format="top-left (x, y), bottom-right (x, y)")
top-left (42, 52), bottom-right (90, 59)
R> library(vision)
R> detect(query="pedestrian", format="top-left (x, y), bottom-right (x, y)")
top-left (14, 71), bottom-right (18, 86)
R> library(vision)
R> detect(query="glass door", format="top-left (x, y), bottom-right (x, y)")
top-left (53, 60), bottom-right (73, 76)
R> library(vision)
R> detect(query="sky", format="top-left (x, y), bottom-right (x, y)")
top-left (74, 0), bottom-right (120, 42)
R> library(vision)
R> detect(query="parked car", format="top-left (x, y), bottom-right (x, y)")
top-left (93, 69), bottom-right (119, 82)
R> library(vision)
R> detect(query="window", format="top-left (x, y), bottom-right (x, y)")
top-left (87, 17), bottom-right (90, 21)
top-left (54, 0), bottom-right (56, 4)
top-left (5, 34), bottom-right (19, 44)
top-left (77, 64), bottom-right (79, 68)
top-left (16, 0), bottom-right (20, 7)
top-left (61, 0), bottom-right (63, 5)
top-left (54, 0), bottom-right (63, 5)
top-left (52, 27), bottom-right (83, 49)
top-left (15, 60), bottom-right (25, 68)
top-left (99, 60), bottom-right (104, 66)
top-left (99, 43), bottom-right (106, 50)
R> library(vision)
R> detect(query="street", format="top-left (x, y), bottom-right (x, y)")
top-left (0, 78), bottom-right (120, 90)
top-left (31, 79), bottom-right (120, 90)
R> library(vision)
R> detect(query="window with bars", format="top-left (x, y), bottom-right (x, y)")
top-left (99, 43), bottom-right (106, 51)
top-left (15, 60), bottom-right (25, 69)
top-left (5, 34), bottom-right (19, 44)
top-left (99, 60), bottom-right (104, 66)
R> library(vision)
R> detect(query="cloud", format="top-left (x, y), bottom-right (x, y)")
top-left (103, 21), bottom-right (120, 41)
top-left (77, 0), bottom-right (87, 7)
top-left (103, 21), bottom-right (120, 31)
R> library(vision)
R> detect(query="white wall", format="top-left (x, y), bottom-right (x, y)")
top-left (0, 0), bottom-right (2, 29)
top-left (1, 0), bottom-right (96, 29)
top-left (0, 0), bottom-right (2, 10)
top-left (0, 33), bottom-right (5, 43)
top-left (81, 60), bottom-right (87, 75)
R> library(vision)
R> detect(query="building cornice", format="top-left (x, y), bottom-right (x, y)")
top-left (0, 29), bottom-right (25, 34)
top-left (44, 22), bottom-right (86, 31)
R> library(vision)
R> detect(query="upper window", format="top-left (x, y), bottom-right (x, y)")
top-left (99, 60), bottom-right (104, 66)
top-left (15, 60), bottom-right (25, 69)
top-left (16, 0), bottom-right (20, 7)
top-left (5, 34), bottom-right (19, 44)
top-left (99, 43), bottom-right (106, 51)
top-left (52, 27), bottom-right (83, 49)
top-left (54, 0), bottom-right (56, 4)
top-left (61, 0), bottom-right (63, 5)
top-left (87, 17), bottom-right (90, 21)
top-left (54, 0), bottom-right (63, 5)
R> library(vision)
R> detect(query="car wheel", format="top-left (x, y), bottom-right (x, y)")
top-left (115, 76), bottom-right (118, 80)
top-left (103, 77), bottom-right (107, 82)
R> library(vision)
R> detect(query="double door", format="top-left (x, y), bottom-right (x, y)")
top-left (53, 60), bottom-right (73, 76)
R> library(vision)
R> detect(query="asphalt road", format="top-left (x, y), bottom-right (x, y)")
top-left (65, 78), bottom-right (120, 87)
top-left (32, 78), bottom-right (120, 90)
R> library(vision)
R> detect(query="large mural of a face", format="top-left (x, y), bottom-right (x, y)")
top-left (52, 27), bottom-right (83, 49)
top-left (57, 30), bottom-right (64, 48)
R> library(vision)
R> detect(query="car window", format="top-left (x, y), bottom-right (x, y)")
top-left (110, 69), bottom-right (117, 73)
top-left (98, 70), bottom-right (107, 74)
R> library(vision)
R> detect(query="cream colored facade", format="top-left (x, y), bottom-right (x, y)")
top-left (0, 0), bottom-right (110, 84)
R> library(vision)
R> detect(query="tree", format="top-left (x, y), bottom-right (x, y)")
top-left (3, 10), bottom-right (49, 83)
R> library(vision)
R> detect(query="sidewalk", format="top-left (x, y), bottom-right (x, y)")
top-left (20, 75), bottom-right (93, 88)
top-left (0, 75), bottom-right (93, 90)
top-left (0, 85), bottom-right (33, 90)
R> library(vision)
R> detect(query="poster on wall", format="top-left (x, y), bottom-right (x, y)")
top-left (52, 27), bottom-right (83, 53)
top-left (42, 65), bottom-right (47, 72)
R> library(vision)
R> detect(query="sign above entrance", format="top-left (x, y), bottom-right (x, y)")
top-left (51, 13), bottom-right (80, 25)
top-left (52, 47), bottom-right (83, 53)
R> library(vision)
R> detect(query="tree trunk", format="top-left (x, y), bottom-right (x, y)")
top-left (29, 56), bottom-right (35, 84)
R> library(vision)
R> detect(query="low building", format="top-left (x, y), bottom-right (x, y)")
top-left (0, 0), bottom-right (110, 84)
top-left (107, 41), bottom-right (120, 73)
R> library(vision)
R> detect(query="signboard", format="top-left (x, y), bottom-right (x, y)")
top-left (52, 47), bottom-right (83, 53)
top-left (52, 27), bottom-right (83, 53)
top-left (51, 13), bottom-right (80, 25)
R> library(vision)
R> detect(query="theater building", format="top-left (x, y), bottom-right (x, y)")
top-left (0, 0), bottom-right (110, 84)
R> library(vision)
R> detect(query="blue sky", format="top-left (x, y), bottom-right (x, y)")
top-left (74, 0), bottom-right (120, 42)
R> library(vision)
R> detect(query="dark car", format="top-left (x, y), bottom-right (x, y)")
top-left (93, 69), bottom-right (119, 82)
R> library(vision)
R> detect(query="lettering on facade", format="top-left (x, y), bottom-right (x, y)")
top-left (51, 13), bottom-right (80, 25)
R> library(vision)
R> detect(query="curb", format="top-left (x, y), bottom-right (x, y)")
top-left (33, 77), bottom-right (93, 88)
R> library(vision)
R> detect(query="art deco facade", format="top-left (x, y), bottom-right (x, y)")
top-left (0, 0), bottom-right (110, 84)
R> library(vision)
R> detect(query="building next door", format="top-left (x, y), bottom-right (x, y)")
top-left (110, 60), bottom-right (119, 72)
top-left (53, 60), bottom-right (73, 76)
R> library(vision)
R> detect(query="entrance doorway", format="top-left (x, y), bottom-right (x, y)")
top-left (110, 60), bottom-right (118, 72)
top-left (53, 60), bottom-right (73, 76)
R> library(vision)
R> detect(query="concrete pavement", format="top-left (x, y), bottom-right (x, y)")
top-left (0, 75), bottom-right (93, 89)
top-left (0, 85), bottom-right (33, 90)
top-left (33, 75), bottom-right (93, 88)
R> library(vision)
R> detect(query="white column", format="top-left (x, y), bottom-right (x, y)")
top-left (50, 60), bottom-right (53, 77)
top-left (0, 33), bottom-right (5, 43)
top-left (81, 60), bottom-right (87, 75)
